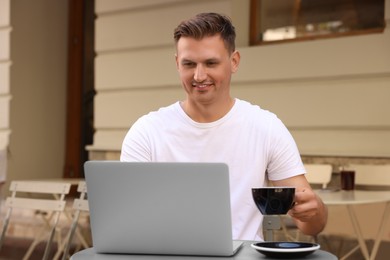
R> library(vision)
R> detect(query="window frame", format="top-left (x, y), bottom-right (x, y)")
top-left (249, 0), bottom-right (386, 46)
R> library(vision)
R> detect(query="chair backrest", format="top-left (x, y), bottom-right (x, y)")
top-left (72, 181), bottom-right (89, 212)
top-left (304, 164), bottom-right (333, 189)
top-left (350, 164), bottom-right (390, 187)
top-left (0, 181), bottom-right (71, 260)
top-left (60, 181), bottom-right (89, 260)
top-left (5, 181), bottom-right (70, 211)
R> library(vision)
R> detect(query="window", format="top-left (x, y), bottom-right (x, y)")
top-left (250, 0), bottom-right (385, 45)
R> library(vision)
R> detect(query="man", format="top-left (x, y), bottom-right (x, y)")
top-left (121, 12), bottom-right (327, 241)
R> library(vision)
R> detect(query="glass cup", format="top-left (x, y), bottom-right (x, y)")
top-left (340, 170), bottom-right (355, 190)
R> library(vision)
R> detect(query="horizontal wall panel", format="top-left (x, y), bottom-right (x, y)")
top-left (90, 128), bottom-right (390, 156)
top-left (0, 62), bottom-right (10, 94)
top-left (0, 28), bottom-right (11, 60)
top-left (0, 0), bottom-right (10, 26)
top-left (94, 88), bottom-right (185, 128)
top-left (95, 0), bottom-right (230, 51)
top-left (232, 75), bottom-right (390, 127)
top-left (292, 129), bottom-right (390, 157)
top-left (89, 129), bottom-right (128, 151)
top-left (95, 47), bottom-right (178, 90)
top-left (95, 0), bottom-right (190, 14)
top-left (96, 31), bottom-right (390, 91)
top-left (0, 130), bottom-right (11, 149)
top-left (237, 30), bottom-right (390, 82)
top-left (95, 74), bottom-right (390, 128)
top-left (0, 96), bottom-right (10, 129)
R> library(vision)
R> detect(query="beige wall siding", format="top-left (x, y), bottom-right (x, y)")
top-left (0, 0), bottom-right (11, 148)
top-left (95, 88), bottom-right (184, 129)
top-left (0, 63), bottom-right (11, 94)
top-left (232, 76), bottom-right (390, 128)
top-left (91, 0), bottom-right (390, 158)
top-left (0, 0), bottom-right (10, 26)
top-left (236, 33), bottom-right (390, 81)
top-left (3, 0), bottom-right (68, 191)
top-left (95, 0), bottom-right (231, 52)
top-left (0, 96), bottom-right (11, 130)
top-left (0, 30), bottom-right (11, 60)
top-left (95, 0), bottom-right (194, 14)
top-left (95, 47), bottom-right (178, 90)
top-left (0, 0), bottom-right (11, 184)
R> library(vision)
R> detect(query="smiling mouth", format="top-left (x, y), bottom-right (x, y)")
top-left (192, 82), bottom-right (213, 89)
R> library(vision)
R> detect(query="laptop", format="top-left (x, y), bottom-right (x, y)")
top-left (84, 161), bottom-right (243, 256)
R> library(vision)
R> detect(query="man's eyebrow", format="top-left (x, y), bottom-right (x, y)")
top-left (181, 58), bottom-right (192, 62)
top-left (205, 58), bottom-right (219, 62)
top-left (180, 57), bottom-right (220, 65)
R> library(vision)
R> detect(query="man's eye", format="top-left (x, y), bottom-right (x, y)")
top-left (206, 61), bottom-right (218, 66)
top-left (182, 62), bottom-right (195, 67)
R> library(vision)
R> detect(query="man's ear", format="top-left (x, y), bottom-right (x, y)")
top-left (175, 54), bottom-right (179, 70)
top-left (231, 50), bottom-right (240, 73)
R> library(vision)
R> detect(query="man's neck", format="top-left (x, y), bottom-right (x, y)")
top-left (180, 97), bottom-right (235, 123)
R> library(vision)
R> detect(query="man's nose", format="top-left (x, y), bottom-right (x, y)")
top-left (194, 65), bottom-right (207, 82)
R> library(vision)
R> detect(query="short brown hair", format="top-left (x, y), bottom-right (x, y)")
top-left (174, 12), bottom-right (236, 54)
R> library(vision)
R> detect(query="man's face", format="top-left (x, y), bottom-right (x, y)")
top-left (175, 35), bottom-right (239, 105)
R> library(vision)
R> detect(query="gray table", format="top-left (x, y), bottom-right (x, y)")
top-left (70, 242), bottom-right (337, 260)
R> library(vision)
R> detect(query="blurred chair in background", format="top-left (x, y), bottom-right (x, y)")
top-left (351, 164), bottom-right (390, 190)
top-left (0, 181), bottom-right (71, 260)
top-left (304, 164), bottom-right (333, 190)
top-left (56, 181), bottom-right (90, 260)
top-left (279, 164), bottom-right (333, 242)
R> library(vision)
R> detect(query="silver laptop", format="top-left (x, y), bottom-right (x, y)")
top-left (84, 161), bottom-right (243, 256)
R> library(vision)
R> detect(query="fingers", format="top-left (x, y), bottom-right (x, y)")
top-left (289, 188), bottom-right (319, 222)
top-left (294, 187), bottom-right (315, 204)
top-left (289, 205), bottom-right (317, 222)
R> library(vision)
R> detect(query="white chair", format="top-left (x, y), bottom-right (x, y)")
top-left (304, 164), bottom-right (333, 189)
top-left (351, 164), bottom-right (390, 188)
top-left (279, 164), bottom-right (333, 242)
top-left (56, 181), bottom-right (89, 260)
top-left (0, 181), bottom-right (71, 260)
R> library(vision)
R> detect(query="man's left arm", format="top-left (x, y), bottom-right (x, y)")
top-left (272, 174), bottom-right (328, 236)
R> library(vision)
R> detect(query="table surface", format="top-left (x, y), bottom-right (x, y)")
top-left (70, 242), bottom-right (337, 260)
top-left (316, 189), bottom-right (390, 205)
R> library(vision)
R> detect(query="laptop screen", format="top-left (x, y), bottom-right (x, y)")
top-left (84, 161), bottom-right (241, 256)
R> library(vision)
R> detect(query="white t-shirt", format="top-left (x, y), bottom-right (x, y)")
top-left (121, 98), bottom-right (305, 240)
